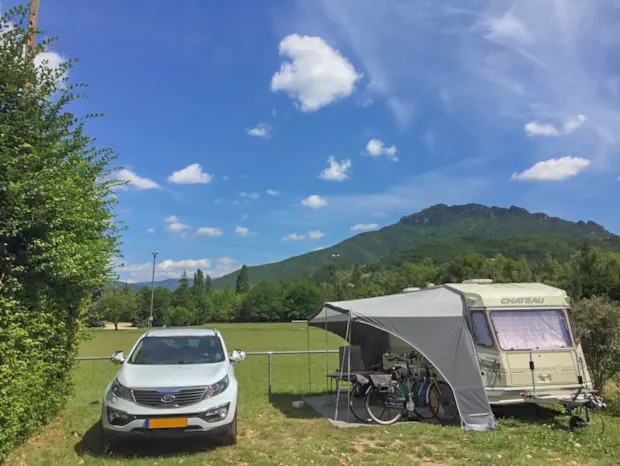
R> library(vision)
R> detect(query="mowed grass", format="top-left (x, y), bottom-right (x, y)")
top-left (5, 323), bottom-right (620, 465)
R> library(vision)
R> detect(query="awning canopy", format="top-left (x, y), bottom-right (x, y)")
top-left (309, 286), bottom-right (497, 431)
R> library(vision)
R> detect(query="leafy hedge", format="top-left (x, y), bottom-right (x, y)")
top-left (0, 7), bottom-right (120, 460)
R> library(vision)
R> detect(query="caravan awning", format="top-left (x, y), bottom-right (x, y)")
top-left (309, 286), bottom-right (497, 431)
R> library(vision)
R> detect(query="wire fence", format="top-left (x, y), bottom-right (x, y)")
top-left (75, 350), bottom-right (340, 398)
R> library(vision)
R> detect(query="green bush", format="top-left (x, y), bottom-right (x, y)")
top-left (0, 7), bottom-right (120, 460)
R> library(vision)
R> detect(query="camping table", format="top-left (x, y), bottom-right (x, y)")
top-left (326, 371), bottom-right (378, 406)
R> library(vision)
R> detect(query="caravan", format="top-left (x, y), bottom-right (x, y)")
top-left (444, 281), bottom-right (594, 407)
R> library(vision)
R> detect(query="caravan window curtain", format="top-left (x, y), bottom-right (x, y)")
top-left (490, 310), bottom-right (572, 350)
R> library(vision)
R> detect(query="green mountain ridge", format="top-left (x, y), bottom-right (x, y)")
top-left (118, 203), bottom-right (616, 291)
top-left (211, 203), bottom-right (615, 288)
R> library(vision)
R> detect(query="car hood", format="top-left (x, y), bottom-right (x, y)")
top-left (117, 361), bottom-right (229, 389)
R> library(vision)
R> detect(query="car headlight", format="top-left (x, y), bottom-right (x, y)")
top-left (106, 406), bottom-right (135, 426)
top-left (204, 375), bottom-right (229, 400)
top-left (111, 379), bottom-right (133, 401)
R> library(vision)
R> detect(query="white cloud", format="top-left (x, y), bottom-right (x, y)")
top-left (357, 96), bottom-right (374, 108)
top-left (196, 227), bottom-right (223, 237)
top-left (165, 215), bottom-right (179, 223)
top-left (484, 10), bottom-right (533, 45)
top-left (146, 228), bottom-right (155, 234)
top-left (511, 156), bottom-right (591, 181)
top-left (524, 121), bottom-right (560, 136)
top-left (563, 114), bottom-right (587, 134)
top-left (34, 50), bottom-right (67, 85)
top-left (313, 246), bottom-right (328, 251)
top-left (166, 221), bottom-right (191, 233)
top-left (168, 163), bottom-right (213, 184)
top-left (271, 34), bottom-right (361, 112)
top-left (301, 194), bottom-right (328, 208)
top-left (364, 139), bottom-right (398, 162)
top-left (222, 176), bottom-right (229, 181)
top-left (213, 199), bottom-right (223, 204)
top-left (266, 189), bottom-right (281, 196)
top-left (113, 169), bottom-right (160, 190)
top-left (308, 229), bottom-right (325, 239)
top-left (247, 123), bottom-right (271, 138)
top-left (351, 223), bottom-right (379, 232)
top-left (118, 256), bottom-right (239, 282)
top-left (241, 213), bottom-right (249, 220)
top-left (282, 233), bottom-right (306, 241)
top-left (525, 115), bottom-right (587, 137)
top-left (235, 226), bottom-right (256, 237)
top-left (240, 192), bottom-right (260, 199)
top-left (319, 156), bottom-right (351, 181)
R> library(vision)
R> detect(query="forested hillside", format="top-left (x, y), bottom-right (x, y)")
top-left (212, 203), bottom-right (615, 288)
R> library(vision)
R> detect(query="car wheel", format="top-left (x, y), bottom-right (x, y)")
top-left (221, 413), bottom-right (237, 446)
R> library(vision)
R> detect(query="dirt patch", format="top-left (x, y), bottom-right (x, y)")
top-left (103, 322), bottom-right (134, 330)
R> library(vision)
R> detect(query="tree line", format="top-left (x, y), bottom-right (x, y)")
top-left (94, 245), bottom-right (620, 327)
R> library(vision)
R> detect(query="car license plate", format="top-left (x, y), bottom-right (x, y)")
top-left (145, 418), bottom-right (188, 429)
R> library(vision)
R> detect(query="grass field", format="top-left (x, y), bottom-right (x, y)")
top-left (6, 323), bottom-right (620, 465)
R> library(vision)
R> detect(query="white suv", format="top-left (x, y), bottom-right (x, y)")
top-left (101, 328), bottom-right (245, 451)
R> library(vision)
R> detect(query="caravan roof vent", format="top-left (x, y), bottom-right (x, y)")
top-left (402, 287), bottom-right (421, 293)
top-left (462, 279), bottom-right (494, 284)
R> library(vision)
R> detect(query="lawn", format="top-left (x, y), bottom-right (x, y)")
top-left (6, 323), bottom-right (620, 465)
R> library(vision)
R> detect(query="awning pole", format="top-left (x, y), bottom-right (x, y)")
top-left (334, 312), bottom-right (351, 422)
top-left (307, 321), bottom-right (311, 395)
top-left (347, 313), bottom-right (352, 425)
top-left (325, 309), bottom-right (329, 400)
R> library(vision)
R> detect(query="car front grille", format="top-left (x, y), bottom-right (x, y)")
top-left (132, 387), bottom-right (207, 408)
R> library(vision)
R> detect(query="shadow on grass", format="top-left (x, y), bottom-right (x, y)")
top-left (492, 403), bottom-right (577, 431)
top-left (269, 392), bottom-right (326, 419)
top-left (75, 421), bottom-right (222, 459)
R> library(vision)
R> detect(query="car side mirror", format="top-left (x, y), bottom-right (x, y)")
top-left (229, 349), bottom-right (246, 363)
top-left (111, 351), bottom-right (125, 364)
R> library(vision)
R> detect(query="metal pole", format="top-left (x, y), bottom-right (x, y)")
top-left (268, 352), bottom-right (273, 400)
top-left (335, 314), bottom-right (351, 422)
top-left (148, 251), bottom-right (159, 328)
top-left (307, 323), bottom-right (311, 395)
top-left (347, 314), bottom-right (352, 425)
top-left (27, 0), bottom-right (40, 54)
top-left (325, 306), bottom-right (329, 401)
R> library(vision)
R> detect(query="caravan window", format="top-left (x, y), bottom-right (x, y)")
top-left (490, 310), bottom-right (572, 350)
top-left (471, 311), bottom-right (494, 347)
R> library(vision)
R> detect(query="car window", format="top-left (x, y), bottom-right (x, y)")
top-left (129, 336), bottom-right (225, 365)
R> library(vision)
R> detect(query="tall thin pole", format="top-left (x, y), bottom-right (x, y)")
top-left (331, 254), bottom-right (340, 300)
top-left (28, 0), bottom-right (40, 54)
top-left (148, 251), bottom-right (159, 328)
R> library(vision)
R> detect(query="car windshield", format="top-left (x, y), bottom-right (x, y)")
top-left (490, 309), bottom-right (572, 350)
top-left (129, 336), bottom-right (225, 365)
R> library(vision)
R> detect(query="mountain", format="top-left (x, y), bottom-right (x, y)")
top-left (212, 203), bottom-right (616, 288)
top-left (114, 278), bottom-right (194, 293)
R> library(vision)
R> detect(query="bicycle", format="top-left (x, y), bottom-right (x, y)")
top-left (363, 353), bottom-right (436, 425)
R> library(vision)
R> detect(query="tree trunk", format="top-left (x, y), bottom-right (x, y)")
top-left (114, 321), bottom-right (118, 330)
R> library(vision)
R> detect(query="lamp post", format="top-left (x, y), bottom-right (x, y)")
top-left (331, 254), bottom-right (340, 299)
top-left (148, 251), bottom-right (159, 328)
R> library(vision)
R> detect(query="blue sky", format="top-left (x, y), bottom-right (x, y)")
top-left (8, 0), bottom-right (620, 282)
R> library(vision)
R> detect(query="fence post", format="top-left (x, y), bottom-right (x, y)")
top-left (268, 352), bottom-right (273, 401)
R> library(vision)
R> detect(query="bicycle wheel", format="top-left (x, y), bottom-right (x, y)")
top-left (411, 380), bottom-right (435, 420)
top-left (428, 381), bottom-right (459, 423)
top-left (365, 385), bottom-right (404, 425)
top-left (349, 382), bottom-right (371, 423)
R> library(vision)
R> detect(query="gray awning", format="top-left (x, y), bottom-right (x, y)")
top-left (309, 286), bottom-right (497, 431)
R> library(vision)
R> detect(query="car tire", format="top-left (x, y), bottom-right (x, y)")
top-left (220, 413), bottom-right (237, 446)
